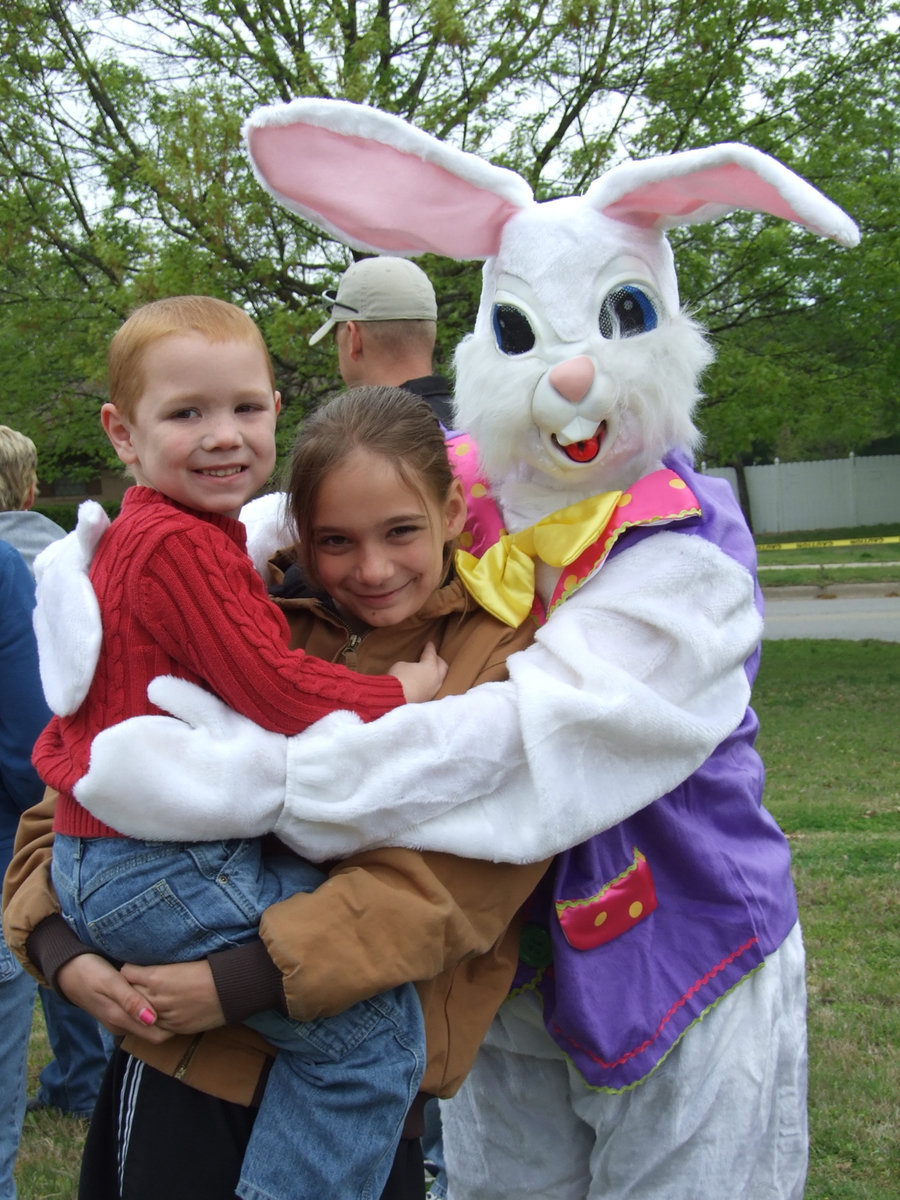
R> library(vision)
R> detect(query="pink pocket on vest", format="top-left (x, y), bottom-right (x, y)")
top-left (555, 848), bottom-right (657, 950)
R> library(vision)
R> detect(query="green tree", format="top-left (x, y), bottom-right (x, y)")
top-left (0, 0), bottom-right (896, 477)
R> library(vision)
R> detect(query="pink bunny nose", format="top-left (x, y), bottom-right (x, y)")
top-left (549, 356), bottom-right (595, 404)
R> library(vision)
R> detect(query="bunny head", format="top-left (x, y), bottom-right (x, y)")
top-left (452, 196), bottom-right (713, 515)
top-left (244, 100), bottom-right (858, 523)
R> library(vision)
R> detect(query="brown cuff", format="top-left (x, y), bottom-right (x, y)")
top-left (208, 938), bottom-right (287, 1025)
top-left (25, 913), bottom-right (98, 996)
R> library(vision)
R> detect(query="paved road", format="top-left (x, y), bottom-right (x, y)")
top-left (761, 584), bottom-right (900, 642)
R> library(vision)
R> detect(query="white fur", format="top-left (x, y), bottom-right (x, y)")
top-left (240, 491), bottom-right (297, 580)
top-left (454, 308), bottom-right (712, 521)
top-left (33, 501), bottom-right (109, 716)
top-left (449, 194), bottom-right (715, 512)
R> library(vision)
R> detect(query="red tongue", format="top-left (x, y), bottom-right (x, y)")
top-left (563, 437), bottom-right (600, 463)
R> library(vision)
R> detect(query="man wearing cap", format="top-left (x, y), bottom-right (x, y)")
top-left (310, 257), bottom-right (455, 429)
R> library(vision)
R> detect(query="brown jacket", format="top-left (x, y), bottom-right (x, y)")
top-left (3, 571), bottom-right (547, 1105)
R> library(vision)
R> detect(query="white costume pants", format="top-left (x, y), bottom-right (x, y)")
top-left (441, 923), bottom-right (808, 1200)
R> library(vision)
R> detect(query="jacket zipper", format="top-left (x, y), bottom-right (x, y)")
top-left (337, 623), bottom-right (370, 667)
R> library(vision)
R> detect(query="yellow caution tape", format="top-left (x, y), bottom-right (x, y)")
top-left (757, 536), bottom-right (900, 551)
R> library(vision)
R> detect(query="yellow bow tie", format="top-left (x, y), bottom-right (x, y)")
top-left (455, 491), bottom-right (622, 626)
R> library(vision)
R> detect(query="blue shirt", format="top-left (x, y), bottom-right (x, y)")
top-left (0, 539), bottom-right (52, 873)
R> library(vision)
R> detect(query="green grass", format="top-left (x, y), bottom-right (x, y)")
top-left (756, 523), bottom-right (900, 589)
top-left (755, 639), bottom-right (900, 1200)
top-left (759, 566), bottom-right (900, 588)
top-left (15, 640), bottom-right (900, 1198)
top-left (17, 1008), bottom-right (86, 1198)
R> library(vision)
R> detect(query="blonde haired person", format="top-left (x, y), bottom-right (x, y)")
top-left (0, 425), bottom-right (38, 511)
top-left (0, 426), bottom-right (66, 573)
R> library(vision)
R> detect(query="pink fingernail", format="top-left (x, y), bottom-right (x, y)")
top-left (138, 1008), bottom-right (156, 1026)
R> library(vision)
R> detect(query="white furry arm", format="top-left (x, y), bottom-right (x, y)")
top-left (74, 533), bottom-right (759, 860)
top-left (273, 532), bottom-right (762, 862)
top-left (240, 492), bottom-right (295, 580)
top-left (74, 677), bottom-right (290, 843)
top-left (33, 500), bottom-right (109, 716)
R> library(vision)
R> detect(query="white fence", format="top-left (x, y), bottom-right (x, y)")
top-left (701, 454), bottom-right (900, 535)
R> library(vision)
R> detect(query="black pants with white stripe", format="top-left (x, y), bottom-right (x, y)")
top-left (79, 1047), bottom-right (425, 1199)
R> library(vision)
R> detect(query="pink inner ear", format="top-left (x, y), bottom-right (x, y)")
top-left (249, 123), bottom-right (518, 257)
top-left (603, 163), bottom-right (805, 228)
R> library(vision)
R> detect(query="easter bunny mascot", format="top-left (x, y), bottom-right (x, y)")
top-left (52, 101), bottom-right (858, 1198)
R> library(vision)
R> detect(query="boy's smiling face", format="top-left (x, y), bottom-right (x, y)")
top-left (102, 331), bottom-right (281, 519)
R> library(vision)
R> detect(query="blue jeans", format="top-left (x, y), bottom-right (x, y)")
top-left (35, 987), bottom-right (112, 1118)
top-left (423, 1097), bottom-right (447, 1198)
top-left (53, 835), bottom-right (425, 1200)
top-left (0, 919), bottom-right (37, 1200)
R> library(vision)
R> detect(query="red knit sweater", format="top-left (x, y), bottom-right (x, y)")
top-left (34, 488), bottom-right (404, 838)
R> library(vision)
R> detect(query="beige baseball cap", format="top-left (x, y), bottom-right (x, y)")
top-left (309, 257), bottom-right (437, 345)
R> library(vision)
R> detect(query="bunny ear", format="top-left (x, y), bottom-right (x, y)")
top-left (586, 143), bottom-right (859, 247)
top-left (243, 99), bottom-right (533, 258)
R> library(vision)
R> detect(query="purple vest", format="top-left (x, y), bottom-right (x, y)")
top-left (511, 451), bottom-right (798, 1091)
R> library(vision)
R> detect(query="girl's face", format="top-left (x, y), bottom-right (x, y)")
top-left (311, 446), bottom-right (466, 628)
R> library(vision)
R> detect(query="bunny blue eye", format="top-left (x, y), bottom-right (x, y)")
top-left (599, 285), bottom-right (659, 339)
top-left (492, 304), bottom-right (535, 355)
